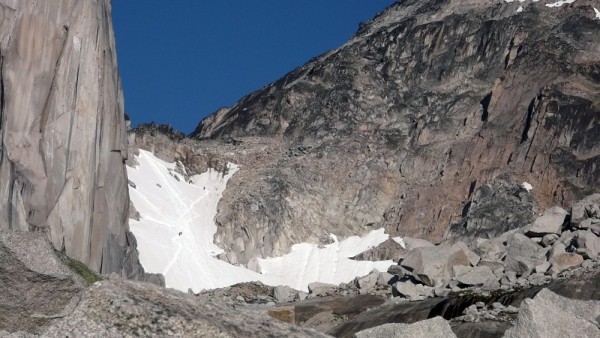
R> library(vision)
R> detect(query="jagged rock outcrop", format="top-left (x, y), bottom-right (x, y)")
top-left (188, 0), bottom-right (600, 265)
top-left (0, 0), bottom-right (144, 276)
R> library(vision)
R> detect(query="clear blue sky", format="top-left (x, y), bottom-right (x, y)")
top-left (112, 1), bottom-right (396, 134)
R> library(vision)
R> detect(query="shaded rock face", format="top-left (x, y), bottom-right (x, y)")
top-left (190, 0), bottom-right (600, 264)
top-left (0, 0), bottom-right (142, 276)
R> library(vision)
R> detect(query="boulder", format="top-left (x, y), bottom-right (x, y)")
top-left (453, 242), bottom-right (481, 266)
top-left (534, 262), bottom-right (550, 274)
top-left (355, 271), bottom-right (380, 290)
top-left (541, 233), bottom-right (559, 247)
top-left (455, 266), bottom-right (497, 287)
top-left (452, 265), bottom-right (472, 278)
top-left (474, 239), bottom-right (506, 261)
top-left (548, 241), bottom-right (567, 261)
top-left (273, 285), bottom-right (297, 303)
top-left (504, 233), bottom-right (545, 277)
top-left (392, 281), bottom-right (419, 299)
top-left (558, 230), bottom-right (576, 246)
top-left (573, 231), bottom-right (600, 260)
top-left (570, 194), bottom-right (600, 228)
top-left (400, 245), bottom-right (470, 287)
top-left (376, 272), bottom-right (395, 286)
top-left (504, 289), bottom-right (600, 338)
top-left (354, 316), bottom-right (456, 338)
top-left (548, 253), bottom-right (584, 275)
top-left (387, 265), bottom-right (409, 277)
top-left (478, 261), bottom-right (505, 278)
top-left (504, 256), bottom-right (538, 278)
top-left (392, 281), bottom-right (431, 300)
top-left (527, 206), bottom-right (568, 236)
top-left (308, 282), bottom-right (335, 297)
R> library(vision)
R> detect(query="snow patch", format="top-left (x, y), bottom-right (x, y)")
top-left (128, 150), bottom-right (395, 292)
top-left (258, 228), bottom-right (393, 292)
top-left (545, 0), bottom-right (576, 8)
top-left (522, 182), bottom-right (533, 192)
top-left (517, 6), bottom-right (524, 12)
top-left (392, 237), bottom-right (406, 249)
top-left (594, 7), bottom-right (600, 19)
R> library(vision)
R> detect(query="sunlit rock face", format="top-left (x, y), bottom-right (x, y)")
top-left (190, 0), bottom-right (600, 264)
top-left (0, 0), bottom-right (143, 277)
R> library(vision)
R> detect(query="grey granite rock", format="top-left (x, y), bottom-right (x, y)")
top-left (355, 270), bottom-right (379, 291)
top-left (0, 0), bottom-right (144, 278)
top-left (42, 279), bottom-right (326, 338)
top-left (527, 206), bottom-right (568, 237)
top-left (308, 282), bottom-right (335, 297)
top-left (570, 194), bottom-right (600, 228)
top-left (273, 285), bottom-right (297, 303)
top-left (456, 266), bottom-right (497, 287)
top-left (573, 230), bottom-right (600, 260)
top-left (548, 253), bottom-right (584, 275)
top-left (354, 316), bottom-right (456, 338)
top-left (401, 245), bottom-right (470, 287)
top-left (503, 289), bottom-right (600, 338)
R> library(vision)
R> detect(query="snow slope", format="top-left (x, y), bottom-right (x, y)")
top-left (128, 150), bottom-right (394, 292)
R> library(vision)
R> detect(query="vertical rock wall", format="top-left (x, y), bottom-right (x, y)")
top-left (0, 0), bottom-right (141, 276)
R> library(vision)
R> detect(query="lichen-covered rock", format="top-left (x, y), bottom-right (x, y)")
top-left (0, 0), bottom-right (143, 277)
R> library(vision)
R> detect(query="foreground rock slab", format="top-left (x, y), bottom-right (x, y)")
top-left (503, 289), bottom-right (600, 338)
top-left (354, 316), bottom-right (456, 338)
top-left (43, 279), bottom-right (326, 338)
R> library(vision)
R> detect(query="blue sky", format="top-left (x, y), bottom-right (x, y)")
top-left (112, 1), bottom-right (396, 134)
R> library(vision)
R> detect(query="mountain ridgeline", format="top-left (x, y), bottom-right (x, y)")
top-left (184, 0), bottom-right (600, 265)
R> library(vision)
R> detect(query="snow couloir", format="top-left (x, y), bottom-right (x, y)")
top-left (128, 150), bottom-right (395, 292)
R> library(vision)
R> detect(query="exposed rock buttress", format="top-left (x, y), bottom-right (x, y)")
top-left (0, 0), bottom-right (145, 277)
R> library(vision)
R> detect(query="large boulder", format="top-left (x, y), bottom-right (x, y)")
top-left (527, 206), bottom-right (568, 237)
top-left (570, 194), bottom-right (600, 228)
top-left (547, 253), bottom-right (584, 275)
top-left (455, 266), bottom-right (497, 288)
top-left (308, 282), bottom-right (335, 297)
top-left (354, 316), bottom-right (456, 338)
top-left (273, 285), bottom-right (297, 303)
top-left (400, 245), bottom-right (470, 288)
top-left (503, 233), bottom-right (545, 277)
top-left (573, 231), bottom-right (600, 260)
top-left (355, 270), bottom-right (380, 291)
top-left (503, 289), bottom-right (600, 338)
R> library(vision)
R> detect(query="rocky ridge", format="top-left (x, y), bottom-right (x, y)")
top-left (181, 0), bottom-right (600, 266)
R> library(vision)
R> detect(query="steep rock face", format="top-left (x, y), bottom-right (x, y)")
top-left (0, 0), bottom-right (142, 276)
top-left (191, 0), bottom-right (600, 264)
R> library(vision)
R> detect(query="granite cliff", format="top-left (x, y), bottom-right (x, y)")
top-left (186, 0), bottom-right (600, 265)
top-left (0, 0), bottom-right (145, 277)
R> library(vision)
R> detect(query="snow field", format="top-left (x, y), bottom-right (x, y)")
top-left (128, 150), bottom-right (395, 292)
